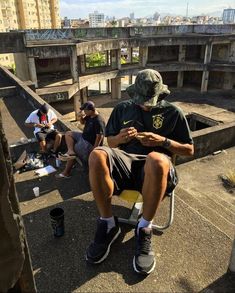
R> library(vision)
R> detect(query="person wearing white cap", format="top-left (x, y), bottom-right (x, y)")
top-left (25, 103), bottom-right (62, 154)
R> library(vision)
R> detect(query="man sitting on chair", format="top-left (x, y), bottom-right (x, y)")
top-left (86, 69), bottom-right (194, 275)
top-left (56, 101), bottom-right (105, 179)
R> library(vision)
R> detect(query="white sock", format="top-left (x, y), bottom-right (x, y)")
top-left (100, 216), bottom-right (115, 233)
top-left (137, 217), bottom-right (152, 235)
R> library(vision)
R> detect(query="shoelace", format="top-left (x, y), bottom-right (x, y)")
top-left (138, 234), bottom-right (151, 254)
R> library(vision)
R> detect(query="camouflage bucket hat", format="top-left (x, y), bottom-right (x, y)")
top-left (126, 69), bottom-right (170, 107)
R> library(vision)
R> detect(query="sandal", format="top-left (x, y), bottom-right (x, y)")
top-left (55, 173), bottom-right (71, 179)
top-left (58, 152), bottom-right (76, 161)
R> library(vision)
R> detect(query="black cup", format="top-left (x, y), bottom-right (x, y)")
top-left (50, 207), bottom-right (64, 237)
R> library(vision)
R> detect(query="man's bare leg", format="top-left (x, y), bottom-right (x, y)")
top-left (64, 131), bottom-right (76, 154)
top-left (142, 152), bottom-right (170, 221)
top-left (86, 149), bottom-right (120, 265)
top-left (61, 159), bottom-right (75, 177)
top-left (133, 152), bottom-right (170, 275)
top-left (88, 149), bottom-right (114, 217)
top-left (53, 133), bottom-right (62, 152)
top-left (39, 140), bottom-right (47, 153)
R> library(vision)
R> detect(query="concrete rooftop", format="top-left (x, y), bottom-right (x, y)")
top-left (1, 90), bottom-right (235, 292)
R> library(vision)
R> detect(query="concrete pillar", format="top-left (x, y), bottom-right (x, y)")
top-left (105, 51), bottom-right (110, 66)
top-left (178, 45), bottom-right (186, 62)
top-left (80, 88), bottom-right (87, 104)
top-left (203, 43), bottom-right (213, 64)
top-left (177, 72), bottom-right (184, 88)
top-left (201, 43), bottom-right (213, 93)
top-left (127, 47), bottom-right (133, 63)
top-left (223, 72), bottom-right (233, 90)
top-left (28, 57), bottom-right (38, 88)
top-left (86, 86), bottom-right (89, 97)
top-left (177, 45), bottom-right (186, 88)
top-left (111, 78), bottom-right (121, 99)
top-left (229, 42), bottom-right (235, 63)
top-left (70, 46), bottom-right (78, 83)
top-left (14, 53), bottom-right (30, 81)
top-left (79, 55), bottom-right (86, 74)
top-left (139, 47), bottom-right (148, 67)
top-left (128, 47), bottom-right (133, 85)
top-left (99, 82), bottom-right (102, 93)
top-left (74, 88), bottom-right (87, 110)
top-left (73, 93), bottom-right (81, 121)
top-left (110, 49), bottom-right (121, 69)
top-left (106, 79), bottom-right (110, 93)
top-left (201, 71), bottom-right (210, 92)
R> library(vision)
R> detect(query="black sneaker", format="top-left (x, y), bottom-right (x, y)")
top-left (86, 217), bottom-right (121, 264)
top-left (133, 227), bottom-right (156, 275)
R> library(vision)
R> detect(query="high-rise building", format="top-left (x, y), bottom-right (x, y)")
top-left (0, 0), bottom-right (61, 68)
top-left (222, 8), bottom-right (235, 24)
top-left (130, 12), bottom-right (134, 20)
top-left (89, 11), bottom-right (105, 27)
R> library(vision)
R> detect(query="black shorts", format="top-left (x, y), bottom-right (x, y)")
top-left (96, 146), bottom-right (178, 195)
top-left (35, 129), bottom-right (58, 142)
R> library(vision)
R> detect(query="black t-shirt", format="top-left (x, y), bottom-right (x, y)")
top-left (105, 99), bottom-right (193, 156)
top-left (82, 114), bottom-right (106, 146)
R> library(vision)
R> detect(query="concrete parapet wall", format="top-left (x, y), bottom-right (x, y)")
top-left (0, 32), bottom-right (25, 53)
top-left (24, 25), bottom-right (235, 41)
top-left (0, 66), bottom-right (77, 133)
top-left (0, 86), bottom-right (16, 97)
top-left (177, 122), bottom-right (235, 164)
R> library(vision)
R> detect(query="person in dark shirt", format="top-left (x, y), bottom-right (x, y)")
top-left (56, 101), bottom-right (105, 179)
top-left (86, 69), bottom-right (194, 275)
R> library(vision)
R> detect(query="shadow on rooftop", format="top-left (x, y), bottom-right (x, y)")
top-left (200, 272), bottom-right (235, 293)
top-left (23, 198), bottom-right (152, 292)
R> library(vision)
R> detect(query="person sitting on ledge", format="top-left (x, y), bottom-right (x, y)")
top-left (25, 103), bottom-right (62, 155)
top-left (85, 69), bottom-right (194, 275)
top-left (56, 101), bottom-right (106, 179)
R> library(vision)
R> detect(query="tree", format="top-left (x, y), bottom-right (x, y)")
top-left (86, 53), bottom-right (106, 68)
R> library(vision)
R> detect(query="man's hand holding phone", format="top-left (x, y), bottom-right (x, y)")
top-left (136, 132), bottom-right (165, 147)
top-left (118, 127), bottom-right (137, 144)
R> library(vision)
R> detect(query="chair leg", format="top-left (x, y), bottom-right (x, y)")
top-left (152, 190), bottom-right (175, 231)
top-left (118, 191), bottom-right (175, 232)
top-left (118, 202), bottom-right (143, 227)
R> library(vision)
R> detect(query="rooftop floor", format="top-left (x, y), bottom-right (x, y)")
top-left (1, 89), bottom-right (235, 292)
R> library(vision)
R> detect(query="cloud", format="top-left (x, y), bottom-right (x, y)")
top-left (60, 0), bottom-right (234, 18)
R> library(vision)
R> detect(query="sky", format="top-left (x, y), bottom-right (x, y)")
top-left (60, 0), bottom-right (234, 19)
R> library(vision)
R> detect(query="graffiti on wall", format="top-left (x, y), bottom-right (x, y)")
top-left (26, 29), bottom-right (73, 40)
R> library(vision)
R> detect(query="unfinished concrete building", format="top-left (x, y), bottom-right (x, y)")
top-left (0, 25), bottom-right (234, 105)
top-left (0, 25), bottom-right (235, 292)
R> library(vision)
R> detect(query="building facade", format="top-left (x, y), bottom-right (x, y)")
top-left (223, 8), bottom-right (235, 24)
top-left (89, 11), bottom-right (105, 27)
top-left (0, 0), bottom-right (61, 68)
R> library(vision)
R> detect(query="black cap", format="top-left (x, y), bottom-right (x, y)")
top-left (80, 101), bottom-right (95, 111)
top-left (39, 103), bottom-right (49, 114)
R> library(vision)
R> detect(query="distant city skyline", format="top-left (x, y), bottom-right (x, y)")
top-left (60, 0), bottom-right (234, 19)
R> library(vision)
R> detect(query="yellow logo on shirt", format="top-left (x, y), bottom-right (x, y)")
top-left (153, 114), bottom-right (164, 129)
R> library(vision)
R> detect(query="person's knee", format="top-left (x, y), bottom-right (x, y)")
top-left (145, 152), bottom-right (169, 175)
top-left (89, 149), bottom-right (108, 171)
top-left (65, 131), bottom-right (73, 137)
top-left (56, 133), bottom-right (62, 139)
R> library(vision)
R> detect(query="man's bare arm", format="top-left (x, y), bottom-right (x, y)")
top-left (25, 122), bottom-right (44, 128)
top-left (107, 127), bottom-right (137, 148)
top-left (93, 134), bottom-right (104, 148)
top-left (137, 132), bottom-right (194, 156)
